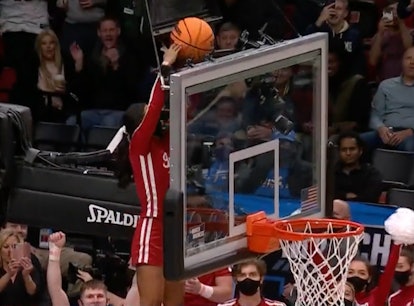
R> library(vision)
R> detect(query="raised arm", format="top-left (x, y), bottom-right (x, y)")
top-left (130, 74), bottom-right (165, 152)
top-left (374, 243), bottom-right (402, 305)
top-left (130, 44), bottom-right (181, 153)
top-left (47, 232), bottom-right (70, 306)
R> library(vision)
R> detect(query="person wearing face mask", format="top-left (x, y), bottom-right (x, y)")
top-left (347, 240), bottom-right (402, 306)
top-left (388, 246), bottom-right (414, 305)
top-left (344, 281), bottom-right (356, 306)
top-left (217, 259), bottom-right (286, 306)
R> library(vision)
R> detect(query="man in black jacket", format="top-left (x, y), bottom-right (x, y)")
top-left (334, 131), bottom-right (383, 203)
top-left (67, 16), bottom-right (147, 131)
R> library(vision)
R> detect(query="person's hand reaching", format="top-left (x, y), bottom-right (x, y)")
top-left (161, 44), bottom-right (182, 66)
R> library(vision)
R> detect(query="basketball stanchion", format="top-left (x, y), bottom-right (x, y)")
top-left (246, 211), bottom-right (364, 306)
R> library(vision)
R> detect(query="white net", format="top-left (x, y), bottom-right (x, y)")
top-left (278, 221), bottom-right (364, 306)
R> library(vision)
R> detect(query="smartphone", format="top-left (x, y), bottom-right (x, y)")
top-left (325, 0), bottom-right (335, 5)
top-left (11, 242), bottom-right (31, 261)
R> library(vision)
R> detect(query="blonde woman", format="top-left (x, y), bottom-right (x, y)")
top-left (0, 229), bottom-right (43, 305)
top-left (35, 29), bottom-right (69, 122)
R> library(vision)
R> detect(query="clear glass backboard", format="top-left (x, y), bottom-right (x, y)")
top-left (165, 33), bottom-right (328, 280)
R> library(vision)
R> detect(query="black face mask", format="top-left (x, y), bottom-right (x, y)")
top-left (394, 270), bottom-right (411, 286)
top-left (237, 278), bottom-right (261, 296)
top-left (344, 299), bottom-right (354, 306)
top-left (347, 276), bottom-right (368, 293)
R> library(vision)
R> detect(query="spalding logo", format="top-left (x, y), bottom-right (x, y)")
top-left (86, 204), bottom-right (139, 227)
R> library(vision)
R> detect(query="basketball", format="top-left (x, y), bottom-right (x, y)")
top-left (170, 17), bottom-right (214, 63)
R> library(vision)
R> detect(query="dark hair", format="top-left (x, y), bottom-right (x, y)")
top-left (98, 16), bottom-right (120, 29)
top-left (232, 259), bottom-right (267, 278)
top-left (337, 131), bottom-right (365, 149)
top-left (116, 104), bottom-right (147, 188)
top-left (217, 22), bottom-right (240, 35)
top-left (386, 0), bottom-right (398, 5)
top-left (401, 246), bottom-right (414, 266)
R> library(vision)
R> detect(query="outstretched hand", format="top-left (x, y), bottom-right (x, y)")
top-left (161, 44), bottom-right (182, 66)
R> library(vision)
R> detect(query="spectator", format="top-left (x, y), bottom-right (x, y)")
top-left (47, 231), bottom-right (124, 306)
top-left (56, 0), bottom-right (106, 58)
top-left (218, 259), bottom-right (286, 306)
top-left (333, 199), bottom-right (351, 220)
top-left (334, 131), bottom-right (382, 203)
top-left (0, 0), bottom-right (48, 112)
top-left (67, 16), bottom-right (146, 131)
top-left (34, 29), bottom-right (84, 123)
top-left (184, 268), bottom-right (233, 305)
top-left (344, 282), bottom-right (356, 305)
top-left (0, 229), bottom-right (44, 306)
top-left (3, 222), bottom-right (92, 279)
top-left (216, 22), bottom-right (241, 50)
top-left (328, 43), bottom-right (371, 134)
top-left (348, 240), bottom-right (401, 305)
top-left (369, 0), bottom-right (413, 81)
top-left (361, 46), bottom-right (414, 152)
top-left (305, 0), bottom-right (365, 75)
top-left (388, 245), bottom-right (414, 305)
top-left (188, 97), bottom-right (241, 137)
top-left (218, 0), bottom-right (285, 41)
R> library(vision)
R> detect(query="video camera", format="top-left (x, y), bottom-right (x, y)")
top-left (245, 74), bottom-right (294, 135)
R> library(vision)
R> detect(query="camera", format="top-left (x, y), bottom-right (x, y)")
top-left (245, 75), bottom-right (294, 135)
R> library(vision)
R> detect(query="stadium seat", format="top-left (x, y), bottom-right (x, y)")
top-left (372, 148), bottom-right (414, 189)
top-left (34, 122), bottom-right (81, 152)
top-left (388, 188), bottom-right (414, 209)
top-left (85, 126), bottom-right (119, 151)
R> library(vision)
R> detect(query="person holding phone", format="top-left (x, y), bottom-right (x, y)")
top-left (369, 0), bottom-right (413, 81)
top-left (305, 0), bottom-right (366, 75)
top-left (0, 229), bottom-right (43, 305)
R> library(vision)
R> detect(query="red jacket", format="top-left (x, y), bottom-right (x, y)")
top-left (355, 243), bottom-right (402, 306)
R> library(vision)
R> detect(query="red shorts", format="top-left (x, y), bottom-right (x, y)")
top-left (130, 217), bottom-right (163, 267)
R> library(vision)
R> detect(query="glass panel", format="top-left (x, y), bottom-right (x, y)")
top-left (233, 151), bottom-right (276, 226)
top-left (184, 59), bottom-right (320, 257)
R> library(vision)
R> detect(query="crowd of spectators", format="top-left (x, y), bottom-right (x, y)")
top-left (2, 0), bottom-right (414, 305)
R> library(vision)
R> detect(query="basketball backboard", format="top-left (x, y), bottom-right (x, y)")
top-left (164, 33), bottom-right (329, 280)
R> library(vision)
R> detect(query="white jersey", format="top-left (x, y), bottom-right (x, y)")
top-left (0, 0), bottom-right (49, 34)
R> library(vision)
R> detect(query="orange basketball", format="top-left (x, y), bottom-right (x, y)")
top-left (170, 17), bottom-right (214, 63)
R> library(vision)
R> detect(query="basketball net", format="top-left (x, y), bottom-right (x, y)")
top-left (278, 221), bottom-right (364, 306)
